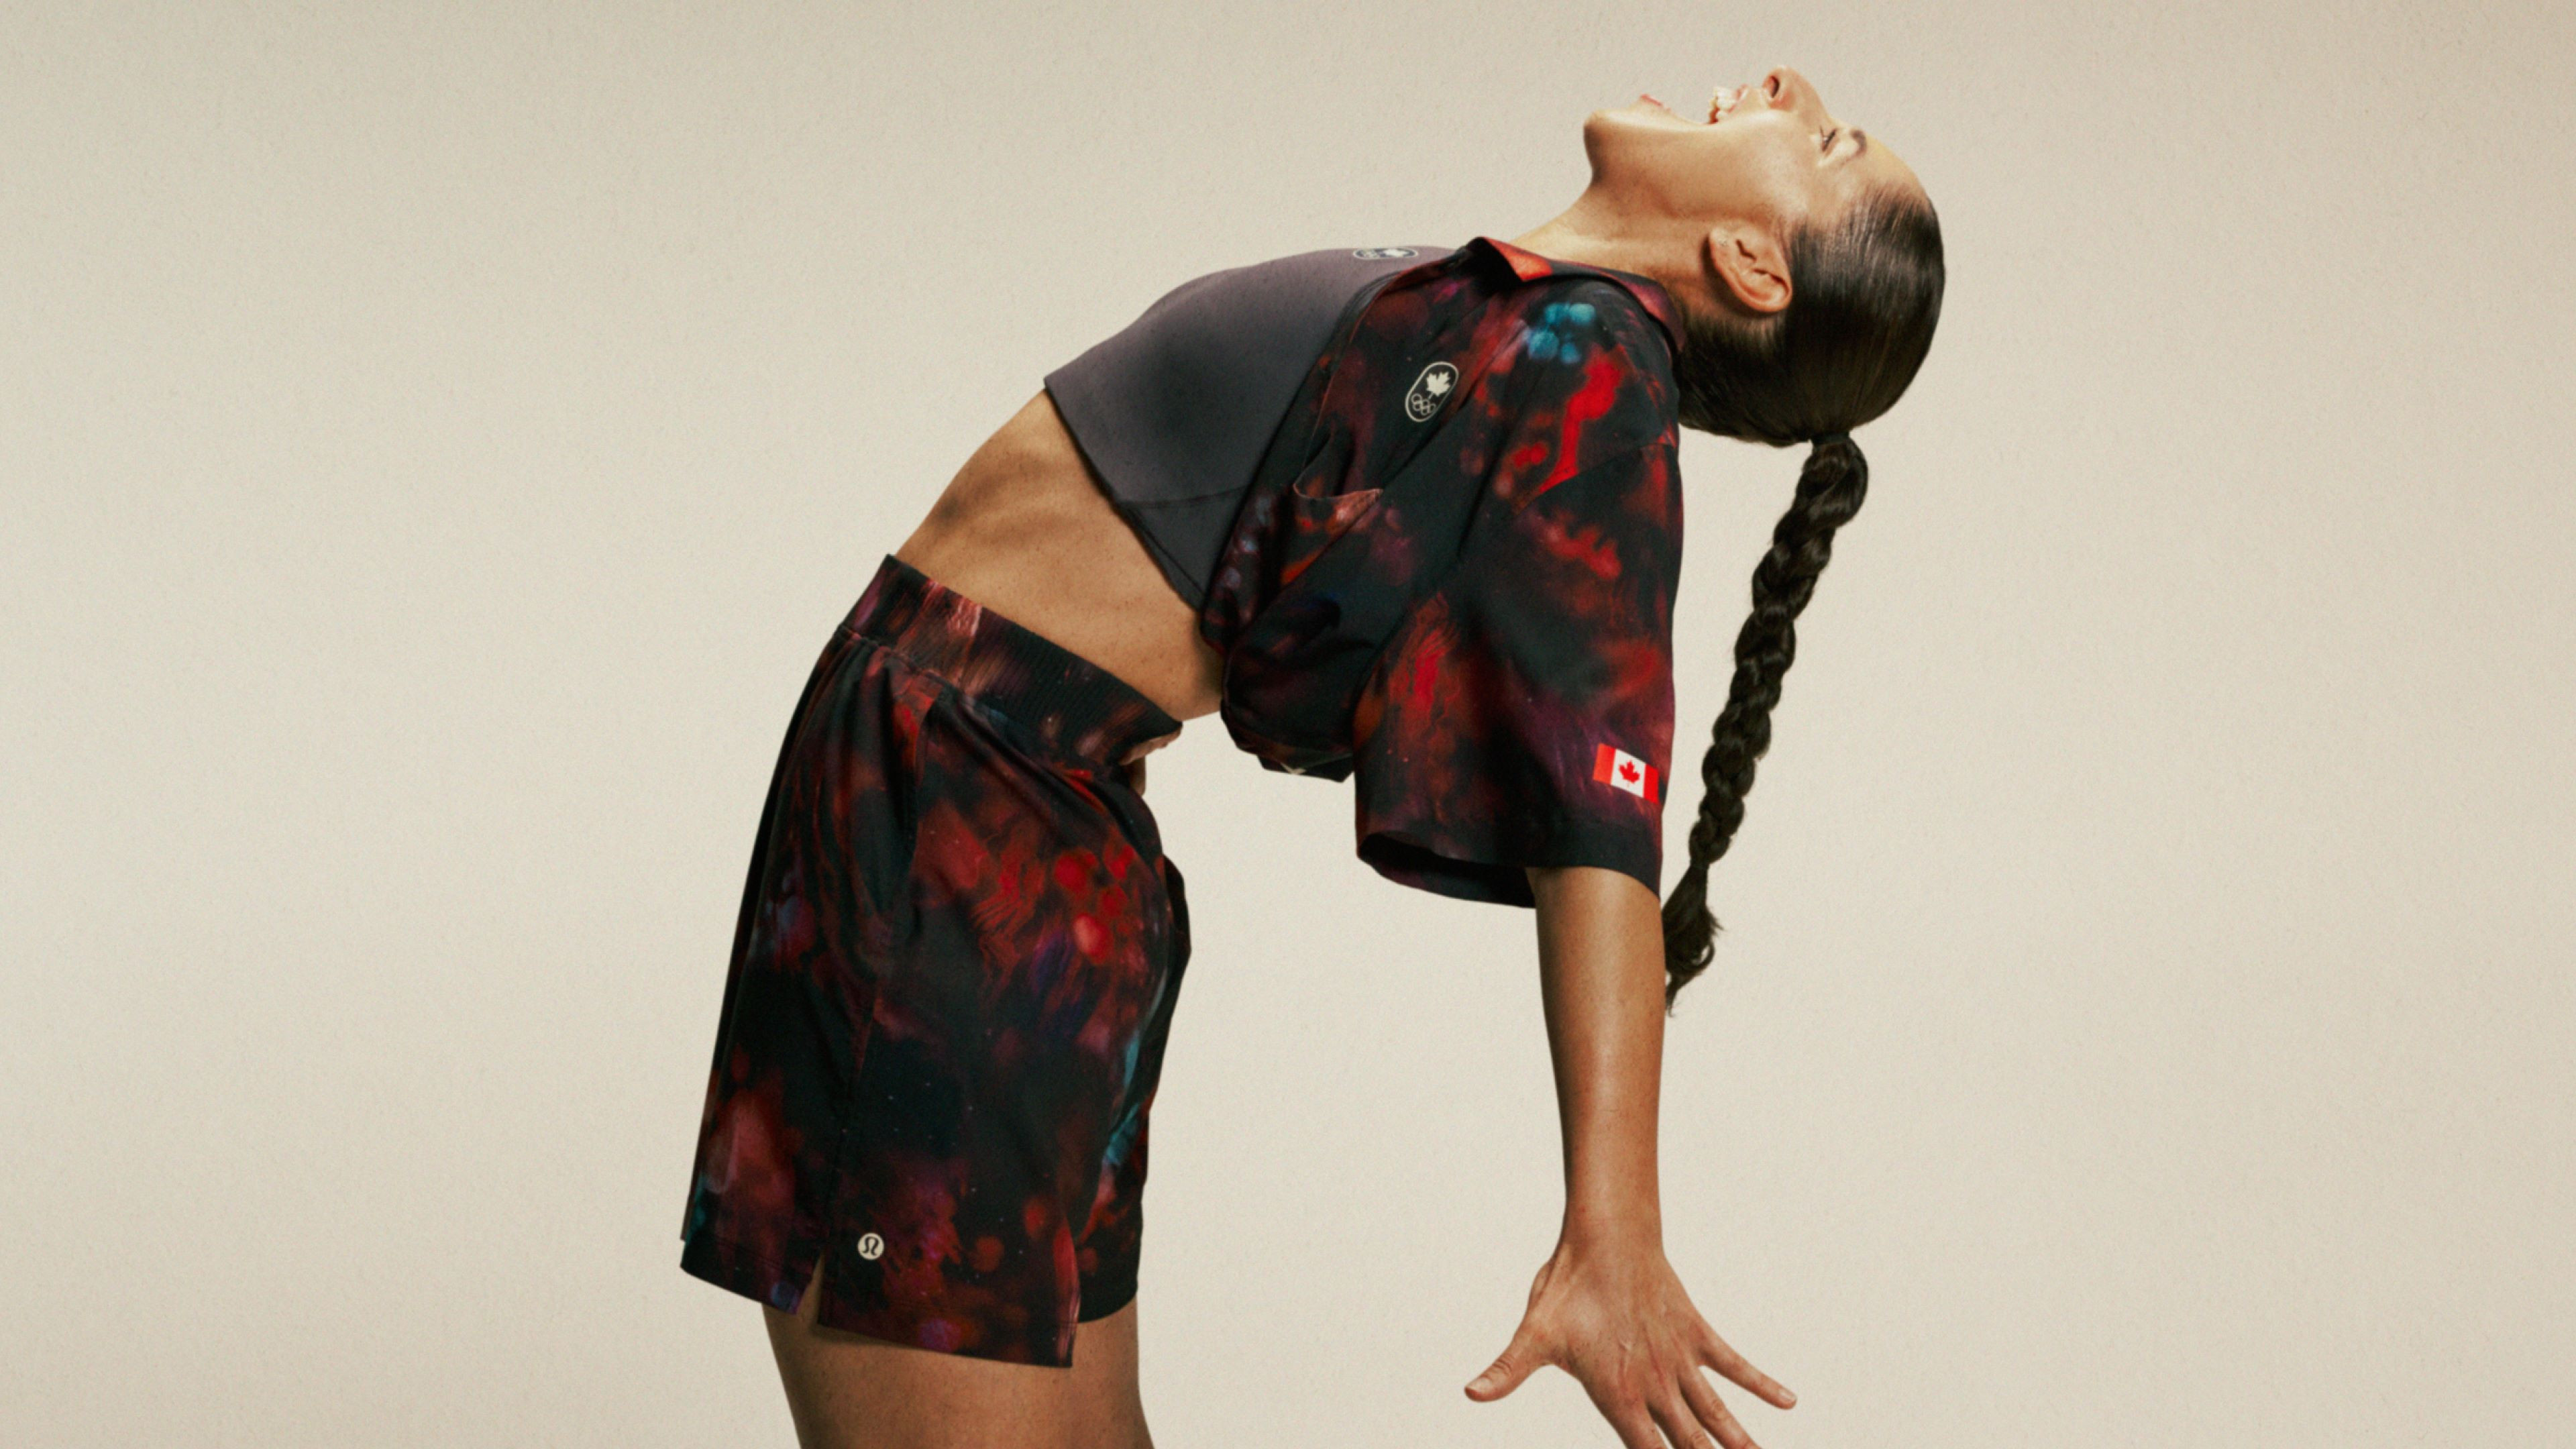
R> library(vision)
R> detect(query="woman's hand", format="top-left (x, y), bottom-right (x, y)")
top-left (1464, 1228), bottom-right (1795, 1449)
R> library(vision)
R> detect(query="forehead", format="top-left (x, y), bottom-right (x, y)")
top-left (1821, 137), bottom-right (1922, 218)
top-left (1850, 130), bottom-right (1920, 194)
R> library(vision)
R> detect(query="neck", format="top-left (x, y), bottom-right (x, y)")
top-left (1509, 191), bottom-right (1701, 307)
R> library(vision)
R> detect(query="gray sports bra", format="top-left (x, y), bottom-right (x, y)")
top-left (1042, 244), bottom-right (1457, 610)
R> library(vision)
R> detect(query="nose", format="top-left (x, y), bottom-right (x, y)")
top-left (1754, 64), bottom-right (1829, 122)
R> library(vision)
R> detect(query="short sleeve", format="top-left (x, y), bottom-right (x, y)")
top-left (1348, 440), bottom-right (1682, 906)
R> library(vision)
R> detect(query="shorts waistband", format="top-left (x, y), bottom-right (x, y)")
top-left (841, 553), bottom-right (1184, 768)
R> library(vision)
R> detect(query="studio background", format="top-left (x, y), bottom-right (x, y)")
top-left (4, 3), bottom-right (2569, 1445)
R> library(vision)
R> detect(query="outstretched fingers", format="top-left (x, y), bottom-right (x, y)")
top-left (1464, 1323), bottom-right (1550, 1401)
top-left (1607, 1397), bottom-right (1676, 1449)
top-left (1574, 1369), bottom-right (1678, 1449)
top-left (1700, 1324), bottom-right (1796, 1410)
top-left (1650, 1384), bottom-right (1729, 1449)
top-left (1676, 1365), bottom-right (1761, 1449)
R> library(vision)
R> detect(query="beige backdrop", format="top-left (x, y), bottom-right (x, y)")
top-left (5, 2), bottom-right (2570, 1445)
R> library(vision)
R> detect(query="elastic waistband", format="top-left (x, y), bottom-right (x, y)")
top-left (841, 553), bottom-right (1184, 768)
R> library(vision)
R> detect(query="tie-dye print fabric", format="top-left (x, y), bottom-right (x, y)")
top-left (679, 553), bottom-right (1191, 1367)
top-left (1201, 236), bottom-right (1686, 906)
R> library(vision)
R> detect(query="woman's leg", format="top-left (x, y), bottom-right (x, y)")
top-left (762, 1258), bottom-right (1152, 1449)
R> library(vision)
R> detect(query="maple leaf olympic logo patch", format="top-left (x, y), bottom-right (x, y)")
top-left (1404, 361), bottom-right (1458, 423)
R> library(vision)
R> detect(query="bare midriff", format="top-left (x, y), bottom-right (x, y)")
top-left (894, 389), bottom-right (1224, 763)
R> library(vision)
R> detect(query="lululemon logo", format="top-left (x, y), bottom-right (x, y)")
top-left (1352, 246), bottom-right (1417, 259)
top-left (1404, 361), bottom-right (1458, 423)
top-left (856, 1232), bottom-right (884, 1260)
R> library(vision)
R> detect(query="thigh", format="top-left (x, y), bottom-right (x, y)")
top-left (763, 1258), bottom-right (1151, 1449)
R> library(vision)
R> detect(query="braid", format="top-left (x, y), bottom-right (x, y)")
top-left (1661, 434), bottom-right (1870, 1008)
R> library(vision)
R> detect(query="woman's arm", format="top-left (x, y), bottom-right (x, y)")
top-left (1463, 863), bottom-right (1797, 1449)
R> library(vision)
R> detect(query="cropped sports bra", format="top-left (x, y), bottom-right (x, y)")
top-left (1042, 244), bottom-right (1458, 610)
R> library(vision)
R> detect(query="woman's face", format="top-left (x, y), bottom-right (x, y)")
top-left (1582, 66), bottom-right (1923, 308)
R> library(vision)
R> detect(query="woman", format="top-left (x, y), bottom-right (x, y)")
top-left (681, 64), bottom-right (1942, 1449)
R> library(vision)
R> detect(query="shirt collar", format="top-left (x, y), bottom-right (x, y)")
top-left (1467, 235), bottom-right (1685, 359)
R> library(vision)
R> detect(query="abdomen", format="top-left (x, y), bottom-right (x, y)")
top-left (894, 390), bottom-right (1224, 726)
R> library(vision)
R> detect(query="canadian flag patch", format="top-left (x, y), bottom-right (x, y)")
top-left (1592, 743), bottom-right (1660, 802)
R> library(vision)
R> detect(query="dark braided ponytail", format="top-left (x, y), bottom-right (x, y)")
top-left (1660, 435), bottom-right (1867, 1005)
top-left (1660, 182), bottom-right (1944, 1009)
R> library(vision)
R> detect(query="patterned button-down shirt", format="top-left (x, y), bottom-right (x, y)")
top-left (1199, 236), bottom-right (1686, 907)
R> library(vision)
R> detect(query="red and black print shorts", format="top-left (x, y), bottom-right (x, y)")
top-left (679, 552), bottom-right (1190, 1367)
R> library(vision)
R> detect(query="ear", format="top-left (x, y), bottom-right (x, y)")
top-left (1703, 221), bottom-right (1792, 316)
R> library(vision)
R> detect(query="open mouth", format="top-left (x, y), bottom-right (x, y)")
top-left (1633, 84), bottom-right (1750, 125)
